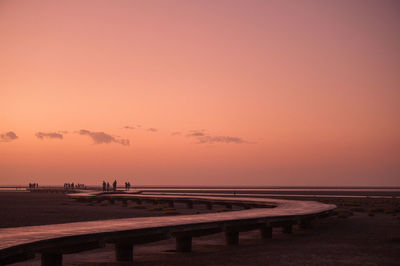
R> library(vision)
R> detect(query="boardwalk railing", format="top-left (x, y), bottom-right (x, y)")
top-left (0, 192), bottom-right (336, 265)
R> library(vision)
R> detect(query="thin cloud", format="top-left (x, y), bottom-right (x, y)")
top-left (124, 126), bottom-right (135, 130)
top-left (196, 135), bottom-right (246, 144)
top-left (186, 130), bottom-right (205, 137)
top-left (35, 132), bottom-right (63, 140)
top-left (0, 131), bottom-right (18, 142)
top-left (171, 131), bottom-right (181, 136)
top-left (147, 128), bottom-right (158, 132)
top-left (186, 130), bottom-right (247, 144)
top-left (78, 129), bottom-right (130, 146)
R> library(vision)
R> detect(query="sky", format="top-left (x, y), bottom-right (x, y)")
top-left (1, 0), bottom-right (399, 186)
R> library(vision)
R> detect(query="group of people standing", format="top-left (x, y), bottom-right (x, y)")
top-left (102, 180), bottom-right (117, 191)
top-left (64, 183), bottom-right (86, 190)
top-left (28, 183), bottom-right (38, 189)
top-left (102, 180), bottom-right (132, 191)
top-left (125, 182), bottom-right (131, 190)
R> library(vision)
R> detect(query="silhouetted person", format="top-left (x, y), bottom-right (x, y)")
top-left (113, 180), bottom-right (117, 191)
top-left (102, 181), bottom-right (106, 192)
top-left (106, 182), bottom-right (110, 191)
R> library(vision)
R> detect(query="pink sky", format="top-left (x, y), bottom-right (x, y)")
top-left (1, 0), bottom-right (399, 186)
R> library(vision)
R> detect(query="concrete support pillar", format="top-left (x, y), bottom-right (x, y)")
top-left (168, 201), bottom-right (174, 207)
top-left (136, 199), bottom-right (142, 205)
top-left (283, 224), bottom-right (293, 234)
top-left (41, 253), bottom-right (62, 266)
top-left (186, 201), bottom-right (193, 209)
top-left (206, 203), bottom-right (212, 210)
top-left (115, 242), bottom-right (133, 262)
top-left (260, 225), bottom-right (273, 239)
top-left (176, 236), bottom-right (192, 252)
top-left (225, 230), bottom-right (239, 245)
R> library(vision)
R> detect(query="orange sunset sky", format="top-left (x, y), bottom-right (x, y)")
top-left (1, 0), bottom-right (399, 186)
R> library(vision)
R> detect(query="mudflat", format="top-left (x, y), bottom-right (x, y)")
top-left (0, 191), bottom-right (234, 228)
top-left (2, 192), bottom-right (400, 266)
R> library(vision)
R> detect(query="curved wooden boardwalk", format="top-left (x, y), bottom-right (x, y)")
top-left (0, 192), bottom-right (336, 265)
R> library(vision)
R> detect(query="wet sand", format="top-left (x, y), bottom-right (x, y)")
top-left (0, 192), bottom-right (234, 228)
top-left (3, 192), bottom-right (400, 266)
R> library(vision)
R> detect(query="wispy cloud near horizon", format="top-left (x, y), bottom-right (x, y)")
top-left (124, 126), bottom-right (135, 130)
top-left (186, 130), bottom-right (247, 144)
top-left (0, 131), bottom-right (18, 142)
top-left (186, 130), bottom-right (206, 137)
top-left (147, 128), bottom-right (158, 132)
top-left (35, 132), bottom-right (64, 140)
top-left (124, 124), bottom-right (142, 130)
top-left (78, 129), bottom-right (130, 146)
top-left (196, 135), bottom-right (246, 144)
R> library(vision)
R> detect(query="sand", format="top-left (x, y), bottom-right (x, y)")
top-left (2, 192), bottom-right (400, 266)
top-left (0, 192), bottom-right (234, 228)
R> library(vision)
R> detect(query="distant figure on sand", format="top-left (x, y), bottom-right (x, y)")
top-left (102, 181), bottom-right (106, 192)
top-left (113, 180), bottom-right (117, 191)
top-left (106, 182), bottom-right (110, 191)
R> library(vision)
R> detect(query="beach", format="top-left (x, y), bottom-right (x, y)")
top-left (1, 191), bottom-right (399, 265)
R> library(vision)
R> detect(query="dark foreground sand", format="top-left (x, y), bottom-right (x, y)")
top-left (2, 192), bottom-right (400, 266)
top-left (0, 192), bottom-right (229, 228)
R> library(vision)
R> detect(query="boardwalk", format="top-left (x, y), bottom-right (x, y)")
top-left (0, 192), bottom-right (335, 265)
